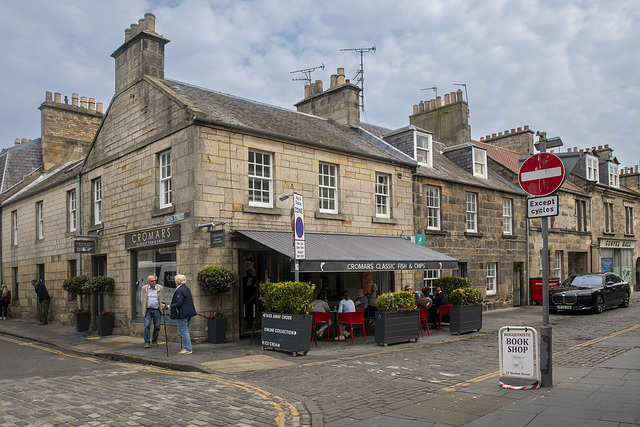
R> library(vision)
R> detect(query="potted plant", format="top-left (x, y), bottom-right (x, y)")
top-left (197, 266), bottom-right (236, 344)
top-left (62, 275), bottom-right (89, 297)
top-left (96, 310), bottom-right (114, 336)
top-left (447, 282), bottom-right (484, 335)
top-left (72, 308), bottom-right (90, 332)
top-left (84, 276), bottom-right (115, 330)
top-left (374, 290), bottom-right (419, 346)
top-left (259, 281), bottom-right (314, 356)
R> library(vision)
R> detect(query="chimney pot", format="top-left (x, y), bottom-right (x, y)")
top-left (524, 125), bottom-right (529, 130)
top-left (486, 135), bottom-right (490, 139)
top-left (89, 98), bottom-right (95, 110)
top-left (429, 99), bottom-right (435, 110)
top-left (144, 13), bottom-right (156, 33)
top-left (457, 89), bottom-right (463, 101)
top-left (480, 137), bottom-right (484, 141)
top-left (337, 68), bottom-right (345, 85)
top-left (138, 19), bottom-right (145, 32)
top-left (419, 101), bottom-right (424, 113)
top-left (444, 93), bottom-right (450, 105)
top-left (72, 93), bottom-right (79, 106)
top-left (450, 91), bottom-right (457, 103)
top-left (304, 84), bottom-right (310, 99)
top-left (330, 74), bottom-right (337, 88)
top-left (130, 23), bottom-right (139, 36)
top-left (498, 132), bottom-right (503, 137)
top-left (492, 133), bottom-right (497, 138)
top-left (436, 96), bottom-right (442, 108)
top-left (124, 27), bottom-right (132, 42)
top-left (97, 102), bottom-right (103, 113)
top-left (14, 138), bottom-right (20, 145)
top-left (21, 138), bottom-right (27, 143)
top-left (45, 91), bottom-right (53, 102)
top-left (604, 144), bottom-right (609, 148)
top-left (54, 92), bottom-right (62, 103)
top-left (598, 145), bottom-right (602, 150)
top-left (517, 127), bottom-right (522, 132)
top-left (413, 105), bottom-right (419, 115)
top-left (636, 165), bottom-right (639, 173)
top-left (315, 79), bottom-right (323, 94)
top-left (504, 130), bottom-right (509, 135)
top-left (511, 128), bottom-right (516, 133)
top-left (80, 96), bottom-right (87, 109)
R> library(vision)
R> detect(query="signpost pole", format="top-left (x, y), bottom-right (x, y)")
top-left (538, 139), bottom-right (553, 387)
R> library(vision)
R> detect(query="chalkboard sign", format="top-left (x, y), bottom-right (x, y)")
top-left (261, 312), bottom-right (312, 355)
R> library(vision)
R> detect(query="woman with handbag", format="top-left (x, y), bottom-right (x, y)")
top-left (0, 284), bottom-right (11, 320)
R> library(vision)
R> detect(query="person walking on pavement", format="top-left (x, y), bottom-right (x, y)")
top-left (33, 279), bottom-right (51, 325)
top-left (161, 274), bottom-right (196, 355)
top-left (335, 291), bottom-right (355, 341)
top-left (141, 275), bottom-right (164, 348)
top-left (0, 284), bottom-right (11, 320)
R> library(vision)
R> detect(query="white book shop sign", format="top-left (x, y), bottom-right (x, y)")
top-left (498, 326), bottom-right (541, 389)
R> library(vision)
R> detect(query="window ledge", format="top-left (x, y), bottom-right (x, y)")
top-left (243, 205), bottom-right (282, 216)
top-left (464, 231), bottom-right (483, 238)
top-left (87, 224), bottom-right (104, 233)
top-left (315, 212), bottom-right (347, 221)
top-left (372, 217), bottom-right (396, 225)
top-left (624, 233), bottom-right (635, 238)
top-left (425, 229), bottom-right (447, 236)
top-left (602, 231), bottom-right (615, 236)
top-left (152, 205), bottom-right (176, 218)
top-left (502, 234), bottom-right (518, 239)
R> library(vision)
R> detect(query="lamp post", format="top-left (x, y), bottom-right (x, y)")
top-left (278, 193), bottom-right (305, 282)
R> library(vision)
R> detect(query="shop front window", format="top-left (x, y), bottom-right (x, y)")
top-left (134, 246), bottom-right (177, 318)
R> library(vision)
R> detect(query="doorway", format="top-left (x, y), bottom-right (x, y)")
top-left (92, 256), bottom-right (108, 321)
top-left (513, 263), bottom-right (525, 306)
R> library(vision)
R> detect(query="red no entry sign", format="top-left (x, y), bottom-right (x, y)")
top-left (519, 153), bottom-right (565, 197)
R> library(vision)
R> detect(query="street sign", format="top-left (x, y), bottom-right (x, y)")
top-left (499, 326), bottom-right (540, 389)
top-left (295, 240), bottom-right (306, 260)
top-left (210, 229), bottom-right (225, 248)
top-left (74, 240), bottom-right (95, 253)
top-left (519, 153), bottom-right (565, 197)
top-left (293, 193), bottom-right (304, 241)
top-left (527, 195), bottom-right (558, 218)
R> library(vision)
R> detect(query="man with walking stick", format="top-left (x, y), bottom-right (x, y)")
top-left (140, 275), bottom-right (163, 349)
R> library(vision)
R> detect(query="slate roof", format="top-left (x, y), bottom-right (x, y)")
top-left (0, 138), bottom-right (43, 194)
top-left (2, 159), bottom-right (82, 206)
top-left (158, 79), bottom-right (416, 166)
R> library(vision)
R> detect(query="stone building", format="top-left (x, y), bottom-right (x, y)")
top-left (4, 13), bottom-right (456, 341)
top-left (1, 93), bottom-right (104, 322)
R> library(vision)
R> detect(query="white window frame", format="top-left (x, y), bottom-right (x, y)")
top-left (604, 202), bottom-right (614, 233)
top-left (576, 199), bottom-right (587, 232)
top-left (486, 262), bottom-right (497, 295)
top-left (93, 178), bottom-right (102, 225)
top-left (423, 269), bottom-right (440, 294)
top-left (375, 172), bottom-right (390, 218)
top-left (36, 201), bottom-right (44, 240)
top-left (472, 147), bottom-right (487, 178)
top-left (159, 151), bottom-right (172, 209)
top-left (11, 210), bottom-right (18, 246)
top-left (319, 162), bottom-right (338, 214)
top-left (608, 163), bottom-right (619, 188)
top-left (625, 206), bottom-right (634, 235)
top-left (586, 155), bottom-right (599, 181)
top-left (68, 190), bottom-right (77, 232)
top-left (466, 192), bottom-right (477, 232)
top-left (554, 251), bottom-right (563, 278)
top-left (426, 186), bottom-right (440, 230)
top-left (415, 132), bottom-right (432, 167)
top-left (502, 198), bottom-right (512, 235)
top-left (248, 150), bottom-right (273, 208)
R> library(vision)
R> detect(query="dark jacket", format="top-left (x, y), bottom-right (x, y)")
top-left (169, 284), bottom-right (197, 319)
top-left (34, 283), bottom-right (51, 301)
top-left (432, 291), bottom-right (449, 308)
top-left (0, 290), bottom-right (10, 304)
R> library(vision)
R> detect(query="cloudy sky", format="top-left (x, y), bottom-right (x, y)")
top-left (1, 0), bottom-right (639, 169)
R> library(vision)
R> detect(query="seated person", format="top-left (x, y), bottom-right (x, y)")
top-left (416, 287), bottom-right (432, 310)
top-left (429, 286), bottom-right (450, 328)
top-left (312, 292), bottom-right (331, 339)
top-left (354, 288), bottom-right (368, 311)
top-left (335, 291), bottom-right (355, 340)
top-left (404, 285), bottom-right (420, 301)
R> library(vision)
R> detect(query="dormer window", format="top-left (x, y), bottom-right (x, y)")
top-left (586, 155), bottom-right (599, 181)
top-left (608, 163), bottom-right (619, 188)
top-left (415, 133), bottom-right (432, 167)
top-left (472, 147), bottom-right (487, 178)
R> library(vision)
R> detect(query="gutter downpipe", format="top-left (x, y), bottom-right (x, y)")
top-left (76, 172), bottom-right (83, 309)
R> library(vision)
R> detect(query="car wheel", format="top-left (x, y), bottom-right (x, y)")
top-left (619, 291), bottom-right (630, 308)
top-left (592, 294), bottom-right (605, 314)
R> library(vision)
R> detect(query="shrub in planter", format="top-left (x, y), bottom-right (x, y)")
top-left (85, 276), bottom-right (115, 296)
top-left (434, 276), bottom-right (472, 297)
top-left (444, 281), bottom-right (484, 335)
top-left (259, 281), bottom-right (315, 356)
top-left (197, 266), bottom-right (236, 344)
top-left (96, 310), bottom-right (114, 336)
top-left (62, 275), bottom-right (89, 296)
top-left (449, 287), bottom-right (484, 306)
top-left (72, 308), bottom-right (90, 332)
top-left (374, 291), bottom-right (419, 346)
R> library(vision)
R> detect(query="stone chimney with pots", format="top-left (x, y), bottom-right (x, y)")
top-left (294, 67), bottom-right (361, 127)
top-left (478, 125), bottom-right (535, 156)
top-left (39, 91), bottom-right (104, 172)
top-left (111, 13), bottom-right (169, 95)
top-left (410, 89), bottom-right (470, 145)
top-left (620, 162), bottom-right (640, 191)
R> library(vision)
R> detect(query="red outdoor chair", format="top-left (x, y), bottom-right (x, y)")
top-left (312, 311), bottom-right (331, 341)
top-left (419, 308), bottom-right (430, 336)
top-left (337, 311), bottom-right (366, 342)
top-left (438, 304), bottom-right (453, 329)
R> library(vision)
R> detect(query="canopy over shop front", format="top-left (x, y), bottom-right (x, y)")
top-left (233, 229), bottom-right (459, 272)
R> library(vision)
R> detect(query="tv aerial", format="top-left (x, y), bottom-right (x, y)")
top-left (340, 46), bottom-right (376, 112)
top-left (290, 64), bottom-right (325, 86)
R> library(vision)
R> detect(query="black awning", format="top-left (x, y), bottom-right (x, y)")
top-left (233, 229), bottom-right (458, 272)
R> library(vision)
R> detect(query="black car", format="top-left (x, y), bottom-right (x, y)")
top-left (549, 272), bottom-right (630, 314)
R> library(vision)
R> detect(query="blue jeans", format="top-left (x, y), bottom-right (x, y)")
top-left (177, 317), bottom-right (192, 351)
top-left (144, 308), bottom-right (161, 344)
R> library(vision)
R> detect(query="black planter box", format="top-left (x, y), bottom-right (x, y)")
top-left (449, 305), bottom-right (482, 335)
top-left (96, 316), bottom-right (113, 336)
top-left (261, 312), bottom-right (312, 356)
top-left (208, 317), bottom-right (228, 344)
top-left (374, 310), bottom-right (420, 346)
top-left (75, 313), bottom-right (89, 332)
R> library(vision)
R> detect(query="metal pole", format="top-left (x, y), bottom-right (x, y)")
top-left (539, 138), bottom-right (553, 387)
top-left (163, 306), bottom-right (169, 357)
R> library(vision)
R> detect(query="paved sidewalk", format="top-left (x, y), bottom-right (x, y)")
top-left (1, 297), bottom-right (639, 426)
